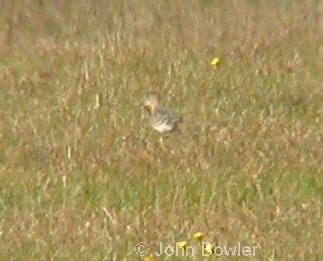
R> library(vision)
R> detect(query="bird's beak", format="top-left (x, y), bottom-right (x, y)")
top-left (142, 104), bottom-right (151, 114)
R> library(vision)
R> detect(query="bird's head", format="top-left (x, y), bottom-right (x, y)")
top-left (143, 92), bottom-right (160, 113)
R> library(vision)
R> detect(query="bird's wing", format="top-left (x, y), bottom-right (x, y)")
top-left (157, 107), bottom-right (181, 124)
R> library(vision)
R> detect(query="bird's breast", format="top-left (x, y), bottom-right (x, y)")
top-left (152, 122), bottom-right (174, 133)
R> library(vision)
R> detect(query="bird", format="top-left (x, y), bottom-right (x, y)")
top-left (143, 92), bottom-right (182, 133)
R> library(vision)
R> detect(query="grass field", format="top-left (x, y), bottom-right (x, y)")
top-left (0, 0), bottom-right (322, 260)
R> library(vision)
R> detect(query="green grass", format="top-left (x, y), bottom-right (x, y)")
top-left (0, 0), bottom-right (322, 260)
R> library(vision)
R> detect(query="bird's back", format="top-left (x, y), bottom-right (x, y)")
top-left (150, 106), bottom-right (182, 133)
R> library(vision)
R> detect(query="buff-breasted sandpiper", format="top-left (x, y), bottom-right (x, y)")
top-left (143, 92), bottom-right (182, 133)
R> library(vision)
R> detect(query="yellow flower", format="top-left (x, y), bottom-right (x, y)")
top-left (144, 254), bottom-right (155, 261)
top-left (178, 241), bottom-right (188, 248)
top-left (204, 243), bottom-right (214, 254)
top-left (193, 232), bottom-right (204, 241)
top-left (210, 57), bottom-right (221, 68)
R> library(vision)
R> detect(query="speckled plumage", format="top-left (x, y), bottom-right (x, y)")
top-left (143, 92), bottom-right (182, 133)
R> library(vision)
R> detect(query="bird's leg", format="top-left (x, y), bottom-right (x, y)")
top-left (159, 136), bottom-right (166, 151)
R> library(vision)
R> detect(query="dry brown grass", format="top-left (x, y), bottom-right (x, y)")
top-left (0, 0), bottom-right (322, 260)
